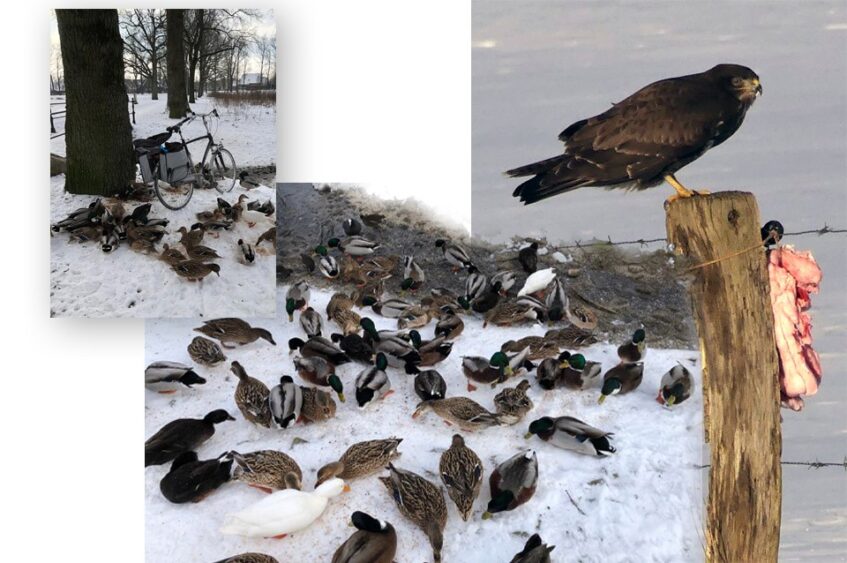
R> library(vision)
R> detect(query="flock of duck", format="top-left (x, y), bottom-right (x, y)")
top-left (145, 219), bottom-right (695, 563)
top-left (51, 191), bottom-right (275, 282)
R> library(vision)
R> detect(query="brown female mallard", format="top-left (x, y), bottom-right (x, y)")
top-left (231, 361), bottom-right (271, 427)
top-left (316, 437), bottom-right (402, 487)
top-left (434, 306), bottom-right (464, 340)
top-left (299, 386), bottom-right (337, 423)
top-left (212, 553), bottom-right (279, 563)
top-left (493, 379), bottom-right (534, 425)
top-left (187, 336), bottom-right (226, 366)
top-left (184, 243), bottom-right (221, 261)
top-left (177, 225), bottom-right (204, 247)
top-left (413, 397), bottom-right (501, 432)
top-left (483, 300), bottom-right (538, 328)
top-left (256, 226), bottom-right (276, 248)
top-left (230, 450), bottom-right (303, 493)
top-left (194, 318), bottom-right (276, 348)
top-left (439, 434), bottom-right (483, 521)
top-left (501, 335), bottom-right (559, 361)
top-left (159, 243), bottom-right (187, 266)
top-left (172, 260), bottom-right (220, 281)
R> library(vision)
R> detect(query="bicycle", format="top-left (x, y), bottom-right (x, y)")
top-left (135, 109), bottom-right (238, 210)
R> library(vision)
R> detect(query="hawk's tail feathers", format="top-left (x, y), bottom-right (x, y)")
top-left (509, 154), bottom-right (591, 205)
top-left (505, 154), bottom-right (568, 178)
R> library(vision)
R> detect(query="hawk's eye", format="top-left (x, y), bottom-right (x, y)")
top-left (731, 77), bottom-right (743, 87)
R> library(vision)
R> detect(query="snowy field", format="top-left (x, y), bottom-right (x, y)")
top-left (50, 93), bottom-right (277, 318)
top-left (145, 287), bottom-right (704, 562)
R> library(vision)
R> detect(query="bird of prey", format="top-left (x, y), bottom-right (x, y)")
top-left (508, 64), bottom-right (762, 205)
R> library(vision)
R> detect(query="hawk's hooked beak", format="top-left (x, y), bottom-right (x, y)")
top-left (753, 78), bottom-right (763, 96)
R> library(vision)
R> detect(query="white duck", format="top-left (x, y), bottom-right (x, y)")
top-left (220, 477), bottom-right (346, 538)
top-left (517, 267), bottom-right (556, 297)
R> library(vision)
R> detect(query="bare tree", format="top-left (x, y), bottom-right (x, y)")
top-left (120, 9), bottom-right (166, 99)
top-left (166, 9), bottom-right (189, 118)
top-left (56, 9), bottom-right (134, 195)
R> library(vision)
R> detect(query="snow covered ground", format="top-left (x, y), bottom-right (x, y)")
top-left (145, 287), bottom-right (704, 562)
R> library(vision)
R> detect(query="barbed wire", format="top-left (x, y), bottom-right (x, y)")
top-left (553, 224), bottom-right (847, 250)
top-left (696, 458), bottom-right (847, 470)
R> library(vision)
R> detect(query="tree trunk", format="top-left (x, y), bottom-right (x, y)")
top-left (150, 56), bottom-right (158, 100)
top-left (665, 192), bottom-right (782, 562)
top-left (166, 9), bottom-right (189, 118)
top-left (56, 9), bottom-right (134, 196)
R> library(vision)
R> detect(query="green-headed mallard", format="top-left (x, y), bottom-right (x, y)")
top-left (434, 306), bottom-right (464, 340)
top-left (465, 265), bottom-right (488, 301)
top-left (599, 362), bottom-right (644, 404)
top-left (289, 336), bottom-right (351, 365)
top-left (363, 296), bottom-right (412, 319)
top-left (483, 300), bottom-right (538, 328)
top-left (355, 353), bottom-right (392, 407)
top-left (558, 353), bottom-right (602, 390)
top-left (269, 375), bottom-right (302, 428)
top-left (317, 437), bottom-right (403, 487)
top-left (462, 347), bottom-right (529, 391)
top-left (328, 235), bottom-right (380, 256)
top-left (231, 361), bottom-right (272, 427)
top-left (299, 307), bottom-right (323, 338)
top-left (510, 534), bottom-right (555, 563)
top-left (177, 225), bottom-right (204, 247)
top-left (159, 451), bottom-right (233, 504)
top-left (331, 332), bottom-right (374, 364)
top-left (299, 386), bottom-right (337, 423)
top-left (285, 281), bottom-right (311, 322)
top-left (401, 255), bottom-right (425, 291)
top-left (361, 318), bottom-right (421, 372)
top-left (465, 281), bottom-right (502, 314)
top-left (379, 463), bottom-right (447, 563)
top-left (618, 327), bottom-right (647, 362)
top-left (526, 415), bottom-right (616, 456)
top-left (413, 397), bottom-right (501, 432)
top-left (483, 450), bottom-right (538, 519)
top-left (172, 259), bottom-right (220, 281)
top-left (397, 305), bottom-right (432, 330)
top-left (409, 331), bottom-right (453, 366)
top-left (435, 238), bottom-right (473, 271)
top-left (194, 318), bottom-right (276, 348)
top-left (145, 361), bottom-right (206, 393)
top-left (332, 511), bottom-right (397, 563)
top-left (501, 335), bottom-right (560, 361)
top-left (145, 409), bottom-right (235, 467)
top-left (491, 270), bottom-right (517, 295)
top-left (657, 364), bottom-right (693, 406)
top-left (187, 336), bottom-right (227, 366)
top-left (293, 355), bottom-right (345, 403)
top-left (213, 553), bottom-right (278, 563)
top-left (230, 450), bottom-right (302, 492)
top-left (414, 369), bottom-right (447, 401)
top-left (159, 243), bottom-right (187, 266)
top-left (184, 243), bottom-right (221, 261)
top-left (494, 380), bottom-right (534, 425)
top-left (518, 242), bottom-right (539, 274)
top-left (439, 434), bottom-right (483, 521)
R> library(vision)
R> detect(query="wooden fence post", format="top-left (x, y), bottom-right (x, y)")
top-left (665, 191), bottom-right (782, 562)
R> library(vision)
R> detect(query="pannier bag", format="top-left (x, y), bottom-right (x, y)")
top-left (159, 145), bottom-right (192, 184)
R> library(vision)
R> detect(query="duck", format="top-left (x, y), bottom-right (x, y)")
top-left (301, 253), bottom-right (317, 273)
top-left (319, 253), bottom-right (339, 278)
top-left (327, 291), bottom-right (355, 316)
top-left (231, 361), bottom-right (272, 427)
top-left (247, 200), bottom-right (274, 218)
top-left (198, 219), bottom-right (233, 233)
top-left (397, 305), bottom-right (432, 330)
top-left (293, 355), bottom-right (345, 402)
top-left (546, 326), bottom-right (597, 348)
top-left (159, 451), bottom-right (234, 504)
top-left (256, 226), bottom-right (276, 248)
top-left (326, 294), bottom-right (362, 336)
top-left (145, 409), bottom-right (235, 466)
top-left (299, 386), bottom-right (337, 423)
top-left (332, 511), bottom-right (397, 563)
top-left (501, 335), bottom-right (559, 361)
top-left (657, 364), bottom-right (693, 406)
top-left (379, 463), bottom-right (447, 563)
top-left (187, 336), bottom-right (227, 366)
top-left (172, 260), bottom-right (220, 281)
top-left (194, 318), bottom-right (276, 348)
top-left (414, 369), bottom-right (447, 401)
top-left (159, 243), bottom-right (187, 266)
top-left (352, 279), bottom-right (386, 308)
top-left (230, 450), bottom-right (303, 493)
top-left (408, 331), bottom-right (453, 366)
top-left (238, 239), bottom-right (255, 264)
top-left (526, 416), bottom-right (616, 456)
top-left (317, 438), bottom-right (403, 487)
top-left (465, 266), bottom-right (488, 301)
top-left (494, 380), bottom-right (534, 425)
top-left (342, 217), bottom-right (363, 236)
top-left (184, 243), bottom-right (221, 261)
top-left (213, 553), bottom-right (279, 563)
top-left (285, 281), bottom-right (311, 322)
top-left (544, 277), bottom-right (569, 322)
top-left (510, 534), bottom-right (555, 563)
top-left (435, 238), bottom-right (473, 271)
top-left (463, 281), bottom-right (502, 314)
top-left (401, 255), bottom-right (426, 291)
top-left (557, 352), bottom-right (602, 390)
top-left (220, 477), bottom-right (346, 539)
top-left (362, 296), bottom-right (412, 319)
top-left (599, 362), bottom-right (644, 404)
top-left (434, 306), bottom-right (464, 340)
top-left (462, 348), bottom-right (528, 391)
top-left (491, 270), bottom-right (517, 295)
top-left (299, 307), bottom-right (323, 338)
top-left (518, 267), bottom-right (555, 297)
top-left (196, 208), bottom-right (224, 222)
top-left (355, 353), bottom-right (392, 407)
top-left (535, 353), bottom-right (565, 390)
top-left (289, 336), bottom-right (351, 365)
top-left (67, 225), bottom-right (101, 244)
top-left (482, 450), bottom-right (538, 519)
top-left (439, 434), bottom-right (483, 521)
top-left (361, 318), bottom-right (421, 372)
top-left (618, 328), bottom-right (647, 362)
top-left (483, 299), bottom-right (538, 328)
top-left (565, 303), bottom-right (598, 331)
top-left (145, 361), bottom-right (206, 393)
top-left (238, 170), bottom-right (262, 190)
top-left (269, 375), bottom-right (302, 428)
top-left (340, 255), bottom-right (368, 285)
top-left (413, 397), bottom-right (501, 432)
top-left (421, 287), bottom-right (463, 311)
top-left (328, 236), bottom-right (380, 256)
top-left (126, 222), bottom-right (166, 243)
top-left (177, 225), bottom-right (204, 247)
top-left (217, 197), bottom-right (234, 219)
top-left (518, 242), bottom-right (539, 273)
top-left (330, 332), bottom-right (373, 364)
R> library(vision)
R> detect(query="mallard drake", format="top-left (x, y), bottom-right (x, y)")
top-left (330, 332), bottom-right (373, 364)
top-left (414, 369), bottom-right (447, 401)
top-left (434, 306), bottom-right (464, 340)
top-left (145, 361), bottom-right (206, 393)
top-left (238, 171), bottom-right (262, 190)
top-left (352, 279), bottom-right (386, 308)
top-left (299, 307), bottom-right (323, 338)
top-left (299, 386), bottom-right (337, 423)
top-left (238, 239), bottom-right (255, 264)
top-left (526, 415), bottom-right (615, 456)
top-left (491, 270), bottom-right (517, 295)
top-left (501, 335), bottom-right (559, 361)
top-left (145, 409), bottom-right (235, 467)
top-left (463, 281), bottom-right (502, 314)
top-left (285, 281), bottom-right (311, 322)
top-left (379, 463), bottom-right (447, 563)
top-left (494, 380), bottom-right (534, 425)
top-left (465, 266), bottom-right (488, 301)
top-left (187, 336), bottom-right (227, 366)
top-left (482, 450), bottom-right (538, 519)
top-left (67, 225), bottom-right (101, 244)
top-left (159, 243), bottom-right (187, 266)
top-left (231, 361), bottom-right (272, 427)
top-left (177, 225), bottom-right (204, 247)
top-left (332, 511), bottom-right (397, 563)
top-left (319, 254), bottom-right (340, 278)
top-left (408, 331), bottom-right (453, 366)
top-left (510, 534), bottom-right (555, 563)
top-left (172, 260), bottom-right (220, 281)
top-left (544, 277), bottom-right (569, 322)
top-left (355, 353), bottom-right (392, 407)
top-left (483, 300), bottom-right (538, 328)
top-left (256, 226), bottom-right (276, 248)
top-left (231, 450), bottom-right (302, 492)
top-left (195, 318), bottom-right (276, 348)
top-left (317, 437), bottom-right (403, 487)
top-left (413, 397), bottom-right (501, 431)
top-left (462, 348), bottom-right (529, 391)
top-left (361, 318), bottom-right (421, 372)
top-left (184, 243), bottom-right (221, 261)
top-left (657, 364), bottom-right (693, 406)
top-left (289, 336), bottom-right (351, 366)
top-left (363, 296), bottom-right (412, 319)
top-left (535, 353), bottom-right (564, 390)
top-left (401, 255), bottom-right (425, 291)
top-left (397, 305), bottom-right (432, 330)
top-left (269, 375), bottom-right (302, 428)
top-left (439, 434), bottom-right (483, 521)
top-left (435, 238), bottom-right (473, 270)
top-left (247, 199), bottom-right (275, 217)
top-left (220, 477), bottom-right (346, 538)
top-left (103, 224), bottom-right (123, 253)
top-left (518, 242), bottom-right (539, 273)
top-left (213, 553), bottom-right (279, 563)
top-left (342, 217), bottom-right (363, 236)
top-left (328, 235), bottom-right (380, 256)
top-left (160, 451), bottom-right (233, 504)
top-left (293, 355), bottom-right (345, 402)
top-left (518, 267), bottom-right (555, 297)
top-left (559, 353), bottom-right (602, 390)
top-left (599, 362), bottom-right (644, 404)
top-left (618, 328), bottom-right (647, 362)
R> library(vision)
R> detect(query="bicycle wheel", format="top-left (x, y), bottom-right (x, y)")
top-left (153, 162), bottom-right (195, 210)
top-left (208, 147), bottom-right (237, 193)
